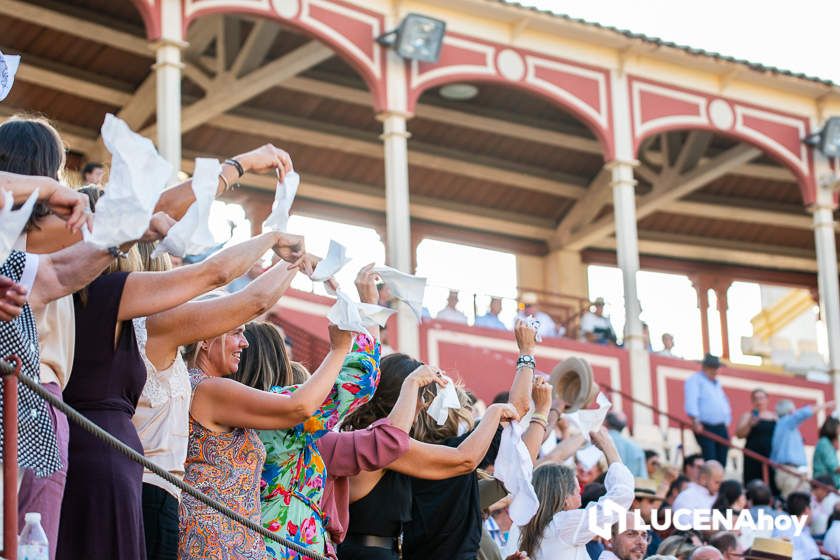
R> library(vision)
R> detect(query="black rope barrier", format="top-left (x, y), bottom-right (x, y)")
top-left (3, 362), bottom-right (328, 560)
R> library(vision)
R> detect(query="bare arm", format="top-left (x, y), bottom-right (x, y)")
top-left (193, 326), bottom-right (354, 431)
top-left (155, 144), bottom-right (293, 221)
top-left (117, 231), bottom-right (304, 321)
top-left (30, 243), bottom-right (118, 314)
top-left (388, 403), bottom-right (519, 480)
top-left (0, 173), bottom-right (91, 233)
top-left (144, 262), bottom-right (297, 368)
top-left (538, 432), bottom-right (585, 465)
top-left (734, 412), bottom-right (756, 439)
top-left (508, 319), bottom-right (538, 416)
top-left (522, 376), bottom-right (553, 462)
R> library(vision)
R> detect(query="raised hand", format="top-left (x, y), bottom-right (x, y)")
top-left (45, 182), bottom-right (93, 233)
top-left (354, 263), bottom-right (378, 304)
top-left (0, 275), bottom-right (27, 321)
top-left (233, 144), bottom-right (293, 179)
top-left (405, 364), bottom-right (447, 390)
top-left (532, 376), bottom-right (552, 415)
top-left (271, 233), bottom-right (305, 264)
top-left (327, 323), bottom-right (354, 353)
top-left (514, 318), bottom-right (537, 355)
top-left (489, 402), bottom-right (521, 422)
top-left (139, 212), bottom-right (176, 242)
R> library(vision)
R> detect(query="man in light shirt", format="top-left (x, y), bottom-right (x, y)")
top-left (684, 354), bottom-right (731, 465)
top-left (772, 492), bottom-right (820, 560)
top-left (580, 297), bottom-right (617, 345)
top-left (517, 296), bottom-right (563, 338)
top-left (672, 460), bottom-right (723, 513)
top-left (475, 297), bottom-right (507, 330)
top-left (605, 411), bottom-right (647, 478)
top-left (770, 399), bottom-right (835, 498)
top-left (809, 474), bottom-right (840, 537)
top-left (435, 289), bottom-right (468, 324)
top-left (657, 333), bottom-right (679, 358)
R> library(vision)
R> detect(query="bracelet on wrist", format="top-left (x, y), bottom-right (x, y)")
top-left (531, 412), bottom-right (549, 424)
top-left (217, 173), bottom-right (231, 192)
top-left (516, 354), bottom-right (536, 370)
top-left (529, 418), bottom-right (548, 430)
top-left (224, 158), bottom-right (245, 178)
top-left (108, 246), bottom-right (127, 259)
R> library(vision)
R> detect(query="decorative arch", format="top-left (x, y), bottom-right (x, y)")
top-left (629, 76), bottom-right (816, 204)
top-left (133, 0), bottom-right (389, 110)
top-left (406, 32), bottom-right (615, 159)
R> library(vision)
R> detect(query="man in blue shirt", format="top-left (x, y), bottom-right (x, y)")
top-left (474, 297), bottom-right (507, 330)
top-left (684, 354), bottom-right (731, 466)
top-left (605, 411), bottom-right (647, 478)
top-left (770, 398), bottom-right (835, 498)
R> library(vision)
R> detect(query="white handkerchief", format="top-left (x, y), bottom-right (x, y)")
top-left (326, 288), bottom-right (396, 336)
top-left (0, 52), bottom-right (20, 102)
top-left (90, 114), bottom-right (171, 247)
top-left (262, 171), bottom-right (299, 233)
top-left (427, 375), bottom-right (460, 425)
top-left (152, 158), bottom-right (220, 258)
top-left (576, 443), bottom-right (604, 471)
top-left (495, 419), bottom-right (539, 525)
top-left (0, 189), bottom-right (37, 263)
top-left (524, 314), bottom-right (542, 342)
top-left (372, 265), bottom-right (427, 321)
top-left (565, 392), bottom-right (612, 442)
top-left (310, 240), bottom-right (351, 282)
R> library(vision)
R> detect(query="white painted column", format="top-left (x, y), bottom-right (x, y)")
top-left (811, 181), bottom-right (840, 403)
top-left (154, 0), bottom-right (185, 178)
top-left (378, 29), bottom-right (419, 357)
top-left (610, 68), bottom-right (653, 425)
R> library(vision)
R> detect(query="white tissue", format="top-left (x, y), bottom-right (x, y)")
top-left (427, 375), bottom-right (460, 425)
top-left (262, 171), bottom-right (299, 233)
top-left (90, 114), bottom-right (171, 247)
top-left (326, 288), bottom-right (396, 336)
top-left (0, 52), bottom-right (20, 102)
top-left (310, 240), bottom-right (351, 282)
top-left (565, 392), bottom-right (612, 442)
top-left (152, 158), bottom-right (220, 258)
top-left (495, 419), bottom-right (539, 525)
top-left (0, 189), bottom-right (37, 264)
top-left (576, 443), bottom-right (604, 470)
top-left (372, 265), bottom-right (427, 321)
top-left (524, 314), bottom-right (542, 342)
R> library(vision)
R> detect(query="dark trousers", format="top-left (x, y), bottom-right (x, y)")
top-left (695, 422), bottom-right (729, 466)
top-left (142, 483), bottom-right (179, 560)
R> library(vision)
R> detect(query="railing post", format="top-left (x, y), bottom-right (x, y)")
top-left (2, 357), bottom-right (19, 560)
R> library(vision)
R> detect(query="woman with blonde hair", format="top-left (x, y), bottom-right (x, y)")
top-left (510, 428), bottom-right (633, 560)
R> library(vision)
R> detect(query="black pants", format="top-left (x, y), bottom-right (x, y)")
top-left (337, 541), bottom-right (399, 560)
top-left (695, 422), bottom-right (730, 466)
top-left (142, 483), bottom-right (179, 560)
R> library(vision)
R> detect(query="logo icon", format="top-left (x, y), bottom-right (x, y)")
top-left (588, 499), bottom-right (630, 539)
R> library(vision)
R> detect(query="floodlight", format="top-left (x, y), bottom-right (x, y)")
top-left (804, 116), bottom-right (840, 158)
top-left (377, 13), bottom-right (446, 63)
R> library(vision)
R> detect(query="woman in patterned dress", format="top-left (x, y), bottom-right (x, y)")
top-left (180, 295), bottom-right (356, 559)
top-left (228, 265), bottom-right (384, 559)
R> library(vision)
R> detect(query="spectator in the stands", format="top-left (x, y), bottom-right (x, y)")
top-left (746, 481), bottom-right (780, 538)
top-left (665, 475), bottom-right (690, 507)
top-left (772, 492), bottom-right (819, 560)
top-left (475, 296), bottom-right (507, 330)
top-left (600, 511), bottom-right (650, 560)
top-left (812, 415), bottom-right (840, 488)
top-left (642, 323), bottom-right (653, 351)
top-left (690, 545), bottom-right (723, 560)
top-left (709, 532), bottom-right (744, 560)
top-left (809, 474), bottom-right (840, 537)
top-left (580, 297), bottom-right (617, 345)
top-left (711, 480), bottom-right (746, 513)
top-left (631, 479), bottom-right (664, 555)
top-left (771, 399), bottom-right (835, 498)
top-left (517, 293), bottom-right (563, 338)
top-left (605, 411), bottom-right (646, 478)
top-left (822, 509), bottom-right (840, 558)
top-left (735, 388), bottom-right (778, 491)
top-left (683, 453), bottom-right (705, 483)
top-left (672, 460), bottom-right (723, 513)
top-left (685, 354), bottom-right (731, 465)
top-left (658, 333), bottom-right (678, 358)
top-left (436, 289), bottom-right (468, 324)
top-left (81, 161), bottom-right (104, 185)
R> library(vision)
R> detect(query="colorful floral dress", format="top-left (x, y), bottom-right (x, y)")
top-left (260, 333), bottom-right (381, 559)
top-left (179, 368), bottom-right (268, 560)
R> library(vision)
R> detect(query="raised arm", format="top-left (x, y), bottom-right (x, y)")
top-left (154, 144), bottom-right (293, 221)
top-left (538, 432), bottom-right (585, 466)
top-left (388, 403), bottom-right (520, 480)
top-left (509, 319), bottom-right (538, 416)
top-left (0, 173), bottom-right (90, 233)
top-left (522, 376), bottom-right (553, 462)
top-left (735, 411), bottom-right (757, 439)
top-left (143, 260), bottom-right (298, 366)
top-left (117, 231), bottom-right (304, 321)
top-left (387, 365), bottom-right (447, 432)
top-left (192, 326), bottom-right (355, 431)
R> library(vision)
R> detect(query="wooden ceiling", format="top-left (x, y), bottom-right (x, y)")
top-left (0, 0), bottom-right (829, 277)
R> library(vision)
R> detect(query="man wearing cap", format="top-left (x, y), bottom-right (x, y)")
top-left (605, 411), bottom-right (647, 478)
top-left (436, 289), bottom-right (468, 324)
top-left (475, 296), bottom-right (507, 330)
top-left (684, 354), bottom-right (731, 465)
top-left (580, 297), bottom-right (617, 345)
top-left (517, 293), bottom-right (563, 338)
top-left (770, 399), bottom-right (835, 499)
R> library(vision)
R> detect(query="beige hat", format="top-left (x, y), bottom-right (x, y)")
top-left (633, 478), bottom-right (664, 501)
top-left (520, 292), bottom-right (539, 305)
top-left (744, 538), bottom-right (793, 560)
top-left (549, 357), bottom-right (598, 412)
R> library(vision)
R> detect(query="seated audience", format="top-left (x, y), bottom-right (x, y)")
top-left (436, 289), bottom-right (468, 324)
top-left (475, 296), bottom-right (507, 330)
top-left (604, 411), bottom-right (646, 478)
top-left (772, 492), bottom-right (819, 560)
top-left (579, 297), bottom-right (617, 345)
top-left (672, 460), bottom-right (723, 513)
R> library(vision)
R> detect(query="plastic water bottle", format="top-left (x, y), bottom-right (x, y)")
top-left (18, 512), bottom-right (48, 560)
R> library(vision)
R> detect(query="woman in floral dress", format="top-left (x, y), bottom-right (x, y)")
top-left (230, 265), bottom-right (382, 559)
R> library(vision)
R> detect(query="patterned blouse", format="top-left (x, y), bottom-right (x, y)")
top-left (260, 333), bottom-right (380, 559)
top-left (179, 368), bottom-right (268, 560)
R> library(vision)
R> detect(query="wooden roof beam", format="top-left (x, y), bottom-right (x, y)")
top-left (550, 167), bottom-right (611, 248)
top-left (564, 143), bottom-right (761, 250)
top-left (663, 200), bottom-right (814, 230)
top-left (0, 0), bottom-right (150, 57)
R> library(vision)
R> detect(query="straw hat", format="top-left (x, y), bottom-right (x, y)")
top-left (633, 478), bottom-right (664, 501)
top-left (744, 538), bottom-right (793, 560)
top-left (549, 357), bottom-right (598, 412)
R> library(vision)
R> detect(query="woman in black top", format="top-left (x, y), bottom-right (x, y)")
top-left (735, 388), bottom-right (777, 491)
top-left (338, 320), bottom-right (541, 560)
